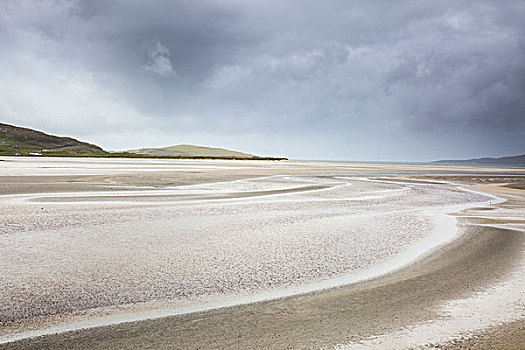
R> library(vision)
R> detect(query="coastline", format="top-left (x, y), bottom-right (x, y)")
top-left (2, 212), bottom-right (522, 349)
top-left (0, 158), bottom-right (523, 349)
top-left (0, 185), bottom-right (496, 345)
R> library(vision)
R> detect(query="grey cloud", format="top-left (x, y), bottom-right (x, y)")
top-left (144, 42), bottom-right (176, 77)
top-left (0, 0), bottom-right (524, 160)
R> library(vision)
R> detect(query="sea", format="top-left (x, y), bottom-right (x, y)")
top-left (293, 159), bottom-right (525, 168)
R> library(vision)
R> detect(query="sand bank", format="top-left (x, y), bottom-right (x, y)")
top-left (0, 157), bottom-right (524, 348)
top-left (1, 225), bottom-right (522, 349)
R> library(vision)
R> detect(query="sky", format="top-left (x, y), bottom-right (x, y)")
top-left (1, 0), bottom-right (524, 161)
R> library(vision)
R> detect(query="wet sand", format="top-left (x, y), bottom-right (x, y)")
top-left (0, 157), bottom-right (524, 349)
top-left (429, 319), bottom-right (524, 349)
top-left (1, 225), bottom-right (522, 350)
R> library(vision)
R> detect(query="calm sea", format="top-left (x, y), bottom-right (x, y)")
top-left (293, 159), bottom-right (525, 168)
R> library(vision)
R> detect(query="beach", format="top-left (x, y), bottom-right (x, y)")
top-left (0, 157), bottom-right (524, 349)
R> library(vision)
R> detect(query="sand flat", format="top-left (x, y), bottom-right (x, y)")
top-left (0, 157), bottom-right (524, 349)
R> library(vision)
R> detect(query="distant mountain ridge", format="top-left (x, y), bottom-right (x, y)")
top-left (0, 123), bottom-right (107, 156)
top-left (127, 144), bottom-right (256, 158)
top-left (432, 154), bottom-right (525, 166)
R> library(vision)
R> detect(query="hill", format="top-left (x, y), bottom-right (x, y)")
top-left (127, 144), bottom-right (257, 158)
top-left (0, 122), bottom-right (287, 160)
top-left (432, 154), bottom-right (525, 166)
top-left (0, 123), bottom-right (107, 156)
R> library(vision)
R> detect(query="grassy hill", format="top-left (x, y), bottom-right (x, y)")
top-left (0, 123), bottom-right (107, 156)
top-left (127, 144), bottom-right (256, 158)
top-left (0, 122), bottom-right (287, 160)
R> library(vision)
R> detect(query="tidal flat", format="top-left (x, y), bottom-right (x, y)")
top-left (0, 157), bottom-right (524, 349)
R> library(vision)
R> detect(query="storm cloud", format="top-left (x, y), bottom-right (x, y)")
top-left (1, 0), bottom-right (524, 160)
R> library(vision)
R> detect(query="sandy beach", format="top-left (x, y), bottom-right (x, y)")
top-left (0, 157), bottom-right (524, 349)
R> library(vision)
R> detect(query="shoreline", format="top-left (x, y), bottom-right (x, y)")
top-left (0, 183), bottom-right (508, 346)
top-left (0, 158), bottom-right (523, 349)
top-left (2, 210), bottom-right (522, 349)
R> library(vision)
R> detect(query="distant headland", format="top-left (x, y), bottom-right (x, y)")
top-left (432, 154), bottom-right (525, 167)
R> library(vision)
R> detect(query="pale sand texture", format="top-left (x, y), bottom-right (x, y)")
top-left (2, 226), bottom-right (522, 349)
top-left (428, 319), bottom-right (524, 349)
top-left (0, 157), bottom-right (524, 349)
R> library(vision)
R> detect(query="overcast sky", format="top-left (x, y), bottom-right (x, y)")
top-left (1, 0), bottom-right (524, 161)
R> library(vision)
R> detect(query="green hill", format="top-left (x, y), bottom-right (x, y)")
top-left (0, 122), bottom-right (287, 160)
top-left (127, 144), bottom-right (256, 158)
top-left (0, 123), bottom-right (107, 156)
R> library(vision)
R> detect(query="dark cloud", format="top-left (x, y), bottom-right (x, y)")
top-left (1, 0), bottom-right (524, 160)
